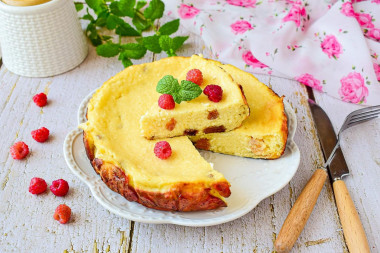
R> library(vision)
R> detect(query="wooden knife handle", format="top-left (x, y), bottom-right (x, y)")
top-left (274, 168), bottom-right (328, 253)
top-left (333, 180), bottom-right (370, 253)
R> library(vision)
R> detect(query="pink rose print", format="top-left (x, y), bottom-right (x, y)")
top-left (230, 20), bottom-right (253, 35)
top-left (321, 35), bottom-right (343, 59)
top-left (340, 2), bottom-right (355, 17)
top-left (296, 73), bottom-right (323, 91)
top-left (178, 4), bottom-right (200, 19)
top-left (371, 0), bottom-right (380, 3)
top-left (339, 72), bottom-right (369, 103)
top-left (368, 28), bottom-right (380, 40)
top-left (242, 51), bottom-right (268, 69)
top-left (226, 0), bottom-right (257, 7)
top-left (355, 13), bottom-right (374, 28)
top-left (374, 63), bottom-right (380, 82)
top-left (282, 1), bottom-right (306, 27)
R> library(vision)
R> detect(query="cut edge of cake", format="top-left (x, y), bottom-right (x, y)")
top-left (139, 55), bottom-right (250, 140)
top-left (190, 63), bottom-right (288, 159)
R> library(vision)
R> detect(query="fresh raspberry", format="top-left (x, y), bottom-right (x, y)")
top-left (203, 85), bottom-right (223, 103)
top-left (33, 93), bottom-right (47, 107)
top-left (28, 177), bottom-right (47, 195)
top-left (53, 204), bottom-right (71, 224)
top-left (10, 141), bottom-right (29, 160)
top-left (50, 179), bottom-right (69, 197)
top-left (31, 127), bottom-right (50, 143)
top-left (186, 69), bottom-right (203, 86)
top-left (154, 141), bottom-right (172, 159)
top-left (158, 94), bottom-right (175, 110)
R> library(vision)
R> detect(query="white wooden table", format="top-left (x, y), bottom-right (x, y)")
top-left (0, 24), bottom-right (379, 253)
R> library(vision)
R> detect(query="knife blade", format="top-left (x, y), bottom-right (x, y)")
top-left (308, 100), bottom-right (349, 180)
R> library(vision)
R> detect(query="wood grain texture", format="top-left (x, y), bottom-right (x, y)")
top-left (275, 168), bottom-right (328, 253)
top-left (333, 180), bottom-right (370, 253)
top-left (1, 13), bottom-right (376, 252)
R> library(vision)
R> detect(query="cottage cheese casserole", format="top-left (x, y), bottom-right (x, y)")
top-left (79, 55), bottom-right (287, 212)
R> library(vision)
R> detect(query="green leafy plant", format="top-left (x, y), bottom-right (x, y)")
top-left (156, 75), bottom-right (202, 104)
top-left (75, 0), bottom-right (188, 67)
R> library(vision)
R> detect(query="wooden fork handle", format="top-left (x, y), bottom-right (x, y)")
top-left (274, 169), bottom-right (328, 253)
top-left (333, 180), bottom-right (370, 253)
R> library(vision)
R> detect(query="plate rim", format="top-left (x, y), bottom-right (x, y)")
top-left (64, 90), bottom-right (300, 227)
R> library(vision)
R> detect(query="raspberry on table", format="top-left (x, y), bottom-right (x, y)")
top-left (33, 93), bottom-right (47, 107)
top-left (29, 177), bottom-right (47, 195)
top-left (53, 204), bottom-right (71, 224)
top-left (154, 141), bottom-right (172, 159)
top-left (186, 69), bottom-right (203, 86)
top-left (158, 94), bottom-right (175, 110)
top-left (203, 85), bottom-right (223, 103)
top-left (31, 127), bottom-right (50, 143)
top-left (10, 141), bottom-right (29, 160)
top-left (50, 179), bottom-right (69, 197)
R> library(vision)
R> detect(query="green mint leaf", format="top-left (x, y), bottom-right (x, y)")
top-left (86, 22), bottom-right (102, 46)
top-left (172, 36), bottom-right (188, 51)
top-left (172, 93), bottom-right (182, 104)
top-left (139, 35), bottom-right (162, 53)
top-left (115, 22), bottom-right (141, 36)
top-left (136, 0), bottom-right (147, 10)
top-left (85, 0), bottom-right (106, 15)
top-left (156, 75), bottom-right (180, 95)
top-left (109, 1), bottom-right (124, 16)
top-left (118, 53), bottom-right (133, 68)
top-left (120, 43), bottom-right (147, 59)
top-left (82, 14), bottom-right (95, 21)
top-left (158, 19), bottom-right (180, 35)
top-left (132, 14), bottom-right (151, 31)
top-left (119, 0), bottom-right (136, 17)
top-left (178, 80), bottom-right (202, 101)
top-left (96, 42), bottom-right (120, 57)
top-left (106, 14), bottom-right (123, 30)
top-left (143, 0), bottom-right (164, 21)
top-left (158, 35), bottom-right (173, 52)
top-left (95, 11), bottom-right (109, 27)
top-left (75, 2), bottom-right (84, 11)
top-left (82, 8), bottom-right (95, 21)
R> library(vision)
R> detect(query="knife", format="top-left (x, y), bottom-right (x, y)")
top-left (274, 101), bottom-right (370, 253)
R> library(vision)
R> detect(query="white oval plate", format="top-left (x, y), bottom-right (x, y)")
top-left (64, 90), bottom-right (300, 227)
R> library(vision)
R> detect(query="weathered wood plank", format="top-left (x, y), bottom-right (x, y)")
top-left (314, 92), bottom-right (380, 252)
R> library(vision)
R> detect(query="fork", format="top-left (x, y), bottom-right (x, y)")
top-left (275, 105), bottom-right (380, 253)
top-left (324, 105), bottom-right (380, 170)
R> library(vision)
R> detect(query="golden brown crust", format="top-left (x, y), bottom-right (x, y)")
top-left (237, 84), bottom-right (249, 108)
top-left (82, 130), bottom-right (230, 211)
top-left (278, 96), bottom-right (288, 157)
top-left (256, 96), bottom-right (288, 160)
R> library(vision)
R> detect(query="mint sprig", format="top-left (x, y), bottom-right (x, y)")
top-left (156, 75), bottom-right (202, 104)
top-left (76, 0), bottom-right (189, 68)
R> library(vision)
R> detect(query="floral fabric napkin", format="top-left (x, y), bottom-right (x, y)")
top-left (163, 0), bottom-right (380, 105)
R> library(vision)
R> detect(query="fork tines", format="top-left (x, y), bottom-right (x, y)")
top-left (341, 105), bottom-right (380, 132)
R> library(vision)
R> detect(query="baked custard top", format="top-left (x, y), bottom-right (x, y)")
top-left (220, 64), bottom-right (285, 136)
top-left (79, 56), bottom-right (228, 193)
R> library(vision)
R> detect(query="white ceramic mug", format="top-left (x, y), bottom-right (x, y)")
top-left (0, 0), bottom-right (88, 77)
